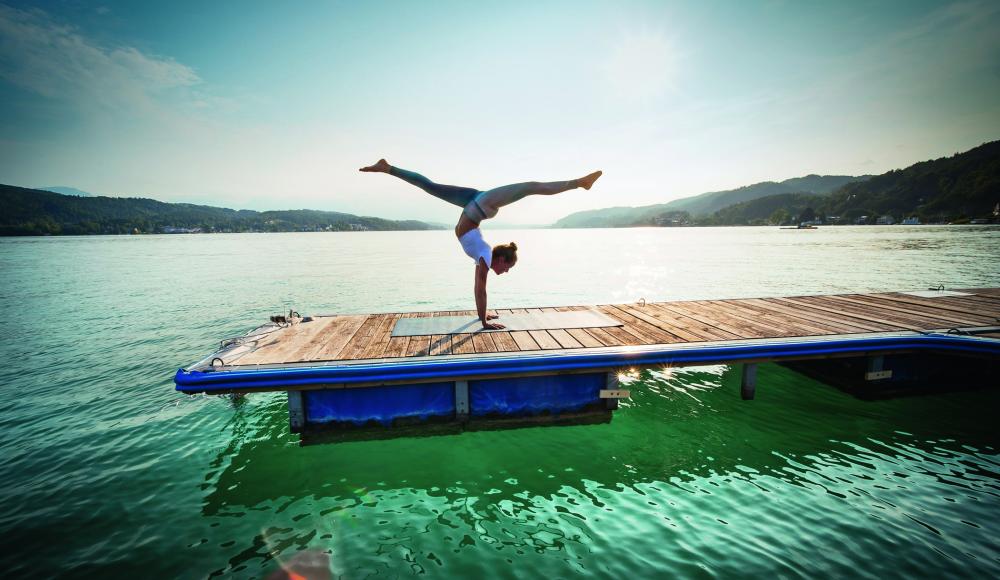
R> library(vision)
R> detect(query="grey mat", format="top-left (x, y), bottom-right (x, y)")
top-left (391, 310), bottom-right (623, 337)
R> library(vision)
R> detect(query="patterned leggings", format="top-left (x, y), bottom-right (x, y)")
top-left (388, 166), bottom-right (578, 223)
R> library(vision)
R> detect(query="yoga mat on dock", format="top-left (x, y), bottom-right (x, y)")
top-left (391, 310), bottom-right (622, 337)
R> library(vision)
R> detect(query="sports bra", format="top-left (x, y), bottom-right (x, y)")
top-left (458, 228), bottom-right (491, 268)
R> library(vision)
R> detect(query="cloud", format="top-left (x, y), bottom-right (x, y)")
top-left (0, 3), bottom-right (201, 112)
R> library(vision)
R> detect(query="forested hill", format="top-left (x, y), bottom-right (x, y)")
top-left (818, 140), bottom-right (1000, 222)
top-left (554, 140), bottom-right (999, 227)
top-left (660, 174), bottom-right (867, 216)
top-left (554, 174), bottom-right (866, 228)
top-left (0, 185), bottom-right (444, 236)
top-left (706, 140), bottom-right (1000, 225)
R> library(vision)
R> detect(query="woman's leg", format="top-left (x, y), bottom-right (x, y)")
top-left (477, 171), bottom-right (602, 215)
top-left (360, 159), bottom-right (478, 209)
top-left (483, 179), bottom-right (578, 204)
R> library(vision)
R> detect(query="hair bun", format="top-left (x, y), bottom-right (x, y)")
top-left (509, 242), bottom-right (517, 251)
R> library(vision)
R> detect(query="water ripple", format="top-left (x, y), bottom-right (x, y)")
top-left (1, 231), bottom-right (999, 577)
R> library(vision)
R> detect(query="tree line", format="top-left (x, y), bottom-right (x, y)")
top-left (0, 185), bottom-right (443, 236)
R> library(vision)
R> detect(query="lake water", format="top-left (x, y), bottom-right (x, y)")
top-left (1, 226), bottom-right (998, 578)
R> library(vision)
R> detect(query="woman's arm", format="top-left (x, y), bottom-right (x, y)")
top-left (475, 259), bottom-right (504, 329)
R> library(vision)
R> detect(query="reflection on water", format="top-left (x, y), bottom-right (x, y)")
top-left (0, 228), bottom-right (997, 578)
top-left (200, 365), bottom-right (1000, 578)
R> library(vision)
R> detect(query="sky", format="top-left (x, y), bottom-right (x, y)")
top-left (1, 0), bottom-right (998, 225)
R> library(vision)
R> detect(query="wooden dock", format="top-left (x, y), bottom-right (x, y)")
top-left (196, 288), bottom-right (1000, 370)
top-left (174, 288), bottom-right (1000, 442)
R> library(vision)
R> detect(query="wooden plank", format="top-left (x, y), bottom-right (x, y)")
top-left (912, 294), bottom-right (1000, 314)
top-left (567, 306), bottom-right (643, 345)
top-left (595, 320), bottom-right (646, 346)
top-left (451, 333), bottom-right (477, 354)
top-left (633, 302), bottom-right (733, 341)
top-left (774, 296), bottom-right (918, 330)
top-left (584, 326), bottom-right (622, 346)
top-left (533, 307), bottom-right (585, 349)
top-left (566, 328), bottom-right (604, 347)
top-left (512, 308), bottom-right (584, 350)
top-left (642, 303), bottom-right (742, 341)
top-left (382, 335), bottom-right (410, 358)
top-left (231, 319), bottom-right (329, 366)
top-left (405, 335), bottom-right (431, 357)
top-left (491, 331), bottom-right (521, 352)
top-left (359, 313), bottom-right (400, 360)
top-left (615, 303), bottom-right (715, 342)
top-left (651, 301), bottom-right (758, 339)
top-left (884, 293), bottom-right (1000, 319)
top-left (510, 330), bottom-right (541, 350)
top-left (264, 325), bottom-right (326, 363)
top-left (522, 308), bottom-right (562, 350)
top-left (731, 299), bottom-right (864, 335)
top-left (403, 311), bottom-right (433, 357)
top-left (812, 295), bottom-right (958, 328)
top-left (695, 300), bottom-right (797, 337)
top-left (850, 294), bottom-right (994, 326)
top-left (733, 298), bottom-right (863, 334)
top-left (883, 293), bottom-right (1000, 317)
top-left (830, 294), bottom-right (987, 326)
top-left (547, 328), bottom-right (584, 349)
top-left (581, 305), bottom-right (646, 345)
top-left (599, 304), bottom-right (684, 344)
top-left (756, 297), bottom-right (892, 333)
top-left (528, 330), bottom-right (563, 349)
top-left (382, 313), bottom-right (414, 359)
top-left (683, 300), bottom-right (774, 338)
top-left (556, 306), bottom-right (608, 346)
top-left (483, 308), bottom-right (520, 351)
top-left (339, 314), bottom-right (389, 360)
top-left (428, 334), bottom-right (452, 356)
top-left (802, 295), bottom-right (948, 327)
top-left (471, 331), bottom-right (498, 353)
top-left (427, 310), bottom-right (451, 356)
top-left (300, 315), bottom-right (369, 362)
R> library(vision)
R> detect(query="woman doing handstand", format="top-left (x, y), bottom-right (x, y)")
top-left (360, 159), bottom-right (602, 329)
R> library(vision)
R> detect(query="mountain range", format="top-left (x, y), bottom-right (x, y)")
top-left (554, 175), bottom-right (866, 228)
top-left (0, 185), bottom-right (443, 236)
top-left (4, 139), bottom-right (997, 236)
top-left (555, 140), bottom-right (999, 227)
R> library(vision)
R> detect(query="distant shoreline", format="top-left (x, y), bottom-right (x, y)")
top-left (4, 222), bottom-right (998, 239)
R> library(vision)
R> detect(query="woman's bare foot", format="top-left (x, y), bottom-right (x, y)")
top-left (577, 170), bottom-right (603, 190)
top-left (360, 159), bottom-right (391, 173)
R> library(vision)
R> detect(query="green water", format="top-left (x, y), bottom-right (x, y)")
top-left (1, 226), bottom-right (998, 578)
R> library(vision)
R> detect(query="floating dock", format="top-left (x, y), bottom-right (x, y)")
top-left (175, 288), bottom-right (1000, 443)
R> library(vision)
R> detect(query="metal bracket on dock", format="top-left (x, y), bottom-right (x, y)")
top-left (741, 363), bottom-right (757, 400)
top-left (455, 380), bottom-right (469, 419)
top-left (865, 356), bottom-right (892, 381)
top-left (287, 390), bottom-right (305, 433)
top-left (605, 373), bottom-right (621, 409)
